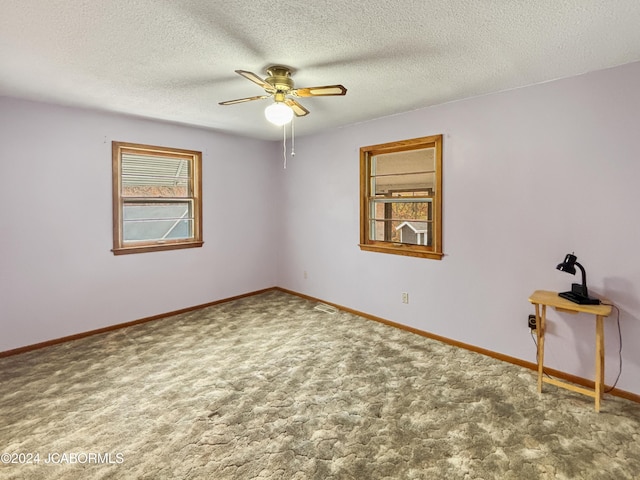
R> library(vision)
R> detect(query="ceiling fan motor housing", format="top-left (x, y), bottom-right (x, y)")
top-left (266, 66), bottom-right (294, 93)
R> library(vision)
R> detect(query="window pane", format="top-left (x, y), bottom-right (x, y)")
top-left (123, 203), bottom-right (193, 241)
top-left (370, 198), bottom-right (432, 216)
top-left (372, 148), bottom-right (435, 175)
top-left (369, 219), bottom-right (433, 246)
top-left (373, 172), bottom-right (436, 195)
top-left (123, 219), bottom-right (194, 242)
top-left (371, 147), bottom-right (436, 196)
top-left (122, 153), bottom-right (191, 198)
top-left (371, 219), bottom-right (386, 241)
top-left (369, 199), bottom-right (432, 245)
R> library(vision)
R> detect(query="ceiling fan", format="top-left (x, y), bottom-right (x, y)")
top-left (219, 66), bottom-right (347, 124)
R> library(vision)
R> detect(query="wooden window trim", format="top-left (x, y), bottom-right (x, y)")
top-left (359, 135), bottom-right (443, 260)
top-left (112, 141), bottom-right (203, 255)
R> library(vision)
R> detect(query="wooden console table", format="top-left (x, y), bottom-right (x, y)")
top-left (528, 290), bottom-right (612, 411)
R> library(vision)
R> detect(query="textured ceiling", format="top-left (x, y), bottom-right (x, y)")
top-left (2, 1), bottom-right (640, 140)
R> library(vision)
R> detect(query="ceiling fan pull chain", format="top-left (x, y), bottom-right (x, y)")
top-left (291, 117), bottom-right (295, 157)
top-left (283, 123), bottom-right (287, 169)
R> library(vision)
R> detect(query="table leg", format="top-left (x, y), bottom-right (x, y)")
top-left (536, 304), bottom-right (546, 394)
top-left (595, 315), bottom-right (605, 412)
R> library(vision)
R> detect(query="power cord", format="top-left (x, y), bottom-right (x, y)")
top-left (529, 328), bottom-right (552, 379)
top-left (601, 303), bottom-right (622, 393)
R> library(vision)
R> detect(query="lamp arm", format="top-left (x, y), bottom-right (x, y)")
top-left (575, 262), bottom-right (589, 297)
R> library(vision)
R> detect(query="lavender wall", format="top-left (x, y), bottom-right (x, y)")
top-left (0, 98), bottom-right (279, 352)
top-left (277, 61), bottom-right (640, 395)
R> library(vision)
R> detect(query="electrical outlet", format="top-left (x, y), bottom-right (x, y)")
top-left (402, 292), bottom-right (409, 304)
top-left (528, 314), bottom-right (537, 330)
top-left (303, 270), bottom-right (307, 280)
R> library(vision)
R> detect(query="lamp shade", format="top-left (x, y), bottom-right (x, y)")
top-left (556, 253), bottom-right (577, 275)
top-left (264, 102), bottom-right (293, 126)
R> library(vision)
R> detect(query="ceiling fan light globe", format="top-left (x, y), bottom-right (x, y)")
top-left (265, 102), bottom-right (293, 126)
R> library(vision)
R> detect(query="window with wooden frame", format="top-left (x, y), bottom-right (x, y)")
top-left (359, 134), bottom-right (443, 260)
top-left (112, 141), bottom-right (203, 255)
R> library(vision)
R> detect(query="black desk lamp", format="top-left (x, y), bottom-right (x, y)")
top-left (556, 253), bottom-right (600, 305)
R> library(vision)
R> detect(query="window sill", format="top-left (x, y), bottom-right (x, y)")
top-left (358, 243), bottom-right (444, 260)
top-left (112, 241), bottom-right (204, 256)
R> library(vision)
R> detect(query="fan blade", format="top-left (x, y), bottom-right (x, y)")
top-left (284, 99), bottom-right (310, 117)
top-left (235, 70), bottom-right (273, 90)
top-left (218, 94), bottom-right (271, 105)
top-left (291, 85), bottom-right (347, 97)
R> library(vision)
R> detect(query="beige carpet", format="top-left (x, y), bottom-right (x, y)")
top-left (1, 290), bottom-right (640, 479)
